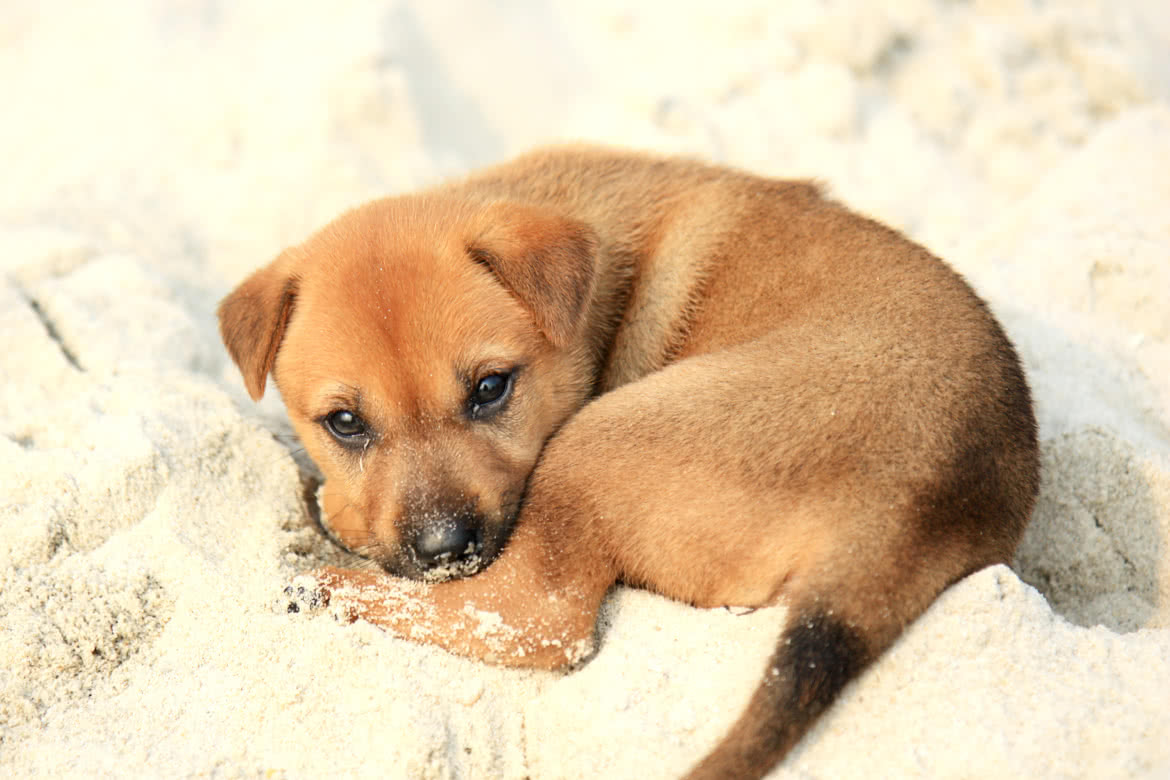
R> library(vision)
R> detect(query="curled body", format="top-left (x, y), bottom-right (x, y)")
top-left (219, 146), bottom-right (1039, 779)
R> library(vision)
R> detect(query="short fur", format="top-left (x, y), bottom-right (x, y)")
top-left (219, 146), bottom-right (1039, 778)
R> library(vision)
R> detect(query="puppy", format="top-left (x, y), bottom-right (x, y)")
top-left (219, 146), bottom-right (1039, 779)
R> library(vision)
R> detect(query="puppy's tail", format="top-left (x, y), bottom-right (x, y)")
top-left (684, 600), bottom-right (874, 779)
top-left (684, 556), bottom-right (972, 780)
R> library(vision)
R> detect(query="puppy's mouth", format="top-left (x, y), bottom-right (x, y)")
top-left (317, 485), bottom-right (524, 583)
top-left (415, 539), bottom-right (486, 583)
top-left (372, 505), bottom-right (519, 583)
top-left (393, 521), bottom-right (513, 583)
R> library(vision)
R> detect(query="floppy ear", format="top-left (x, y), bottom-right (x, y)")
top-left (217, 251), bottom-right (299, 401)
top-left (467, 203), bottom-right (599, 348)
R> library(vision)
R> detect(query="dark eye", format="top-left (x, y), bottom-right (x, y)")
top-left (324, 409), bottom-right (369, 440)
top-left (469, 371), bottom-right (513, 417)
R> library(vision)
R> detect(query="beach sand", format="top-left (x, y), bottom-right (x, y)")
top-left (2, 1), bottom-right (1169, 777)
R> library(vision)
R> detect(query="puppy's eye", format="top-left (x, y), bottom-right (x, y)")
top-left (473, 374), bottom-right (510, 405)
top-left (324, 409), bottom-right (369, 440)
top-left (469, 371), bottom-right (513, 418)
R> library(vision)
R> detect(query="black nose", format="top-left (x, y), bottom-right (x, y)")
top-left (414, 519), bottom-right (480, 569)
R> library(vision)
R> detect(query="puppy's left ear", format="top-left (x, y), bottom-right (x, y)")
top-left (468, 203), bottom-right (599, 348)
top-left (217, 250), bottom-right (300, 401)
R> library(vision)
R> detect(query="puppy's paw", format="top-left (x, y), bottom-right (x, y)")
top-left (282, 574), bottom-right (330, 615)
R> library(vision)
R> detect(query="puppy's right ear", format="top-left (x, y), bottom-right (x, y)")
top-left (217, 251), bottom-right (299, 401)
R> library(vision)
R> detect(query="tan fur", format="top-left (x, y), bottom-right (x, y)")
top-left (219, 146), bottom-right (1039, 778)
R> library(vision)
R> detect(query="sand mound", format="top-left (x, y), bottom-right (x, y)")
top-left (2, 1), bottom-right (1168, 777)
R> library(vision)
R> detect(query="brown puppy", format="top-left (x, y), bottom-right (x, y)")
top-left (219, 146), bottom-right (1039, 779)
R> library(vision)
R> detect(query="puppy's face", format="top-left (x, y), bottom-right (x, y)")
top-left (219, 197), bottom-right (598, 581)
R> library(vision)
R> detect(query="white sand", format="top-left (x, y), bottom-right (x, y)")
top-left (2, 1), bottom-right (1169, 777)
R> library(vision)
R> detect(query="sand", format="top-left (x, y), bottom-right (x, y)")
top-left (2, 1), bottom-right (1169, 777)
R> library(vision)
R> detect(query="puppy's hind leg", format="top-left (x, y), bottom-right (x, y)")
top-left (514, 339), bottom-right (1034, 778)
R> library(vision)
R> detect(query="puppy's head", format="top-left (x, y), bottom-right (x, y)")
top-left (219, 197), bottom-right (599, 581)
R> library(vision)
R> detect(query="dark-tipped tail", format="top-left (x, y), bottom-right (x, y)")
top-left (685, 606), bottom-right (874, 779)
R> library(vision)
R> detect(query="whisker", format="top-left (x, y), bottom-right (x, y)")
top-left (354, 556), bottom-right (383, 572)
top-left (314, 497), bottom-right (376, 555)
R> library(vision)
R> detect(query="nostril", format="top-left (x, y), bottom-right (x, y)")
top-left (414, 522), bottom-right (479, 568)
